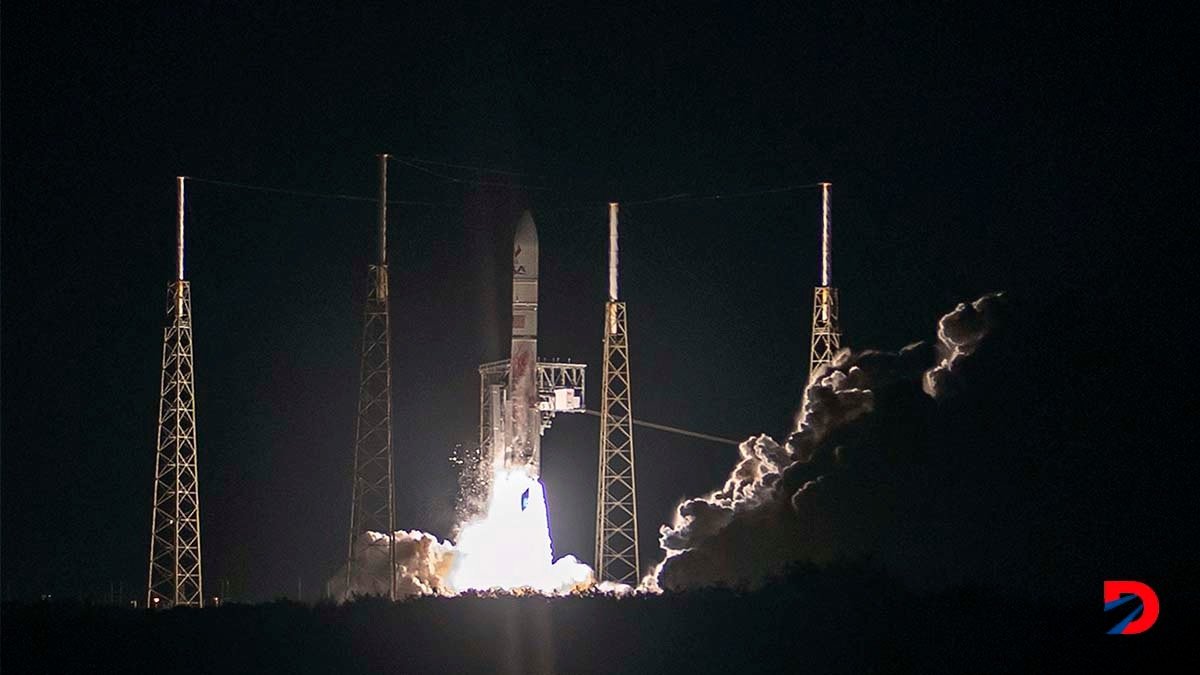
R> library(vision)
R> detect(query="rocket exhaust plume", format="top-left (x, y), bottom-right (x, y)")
top-left (335, 465), bottom-right (595, 598)
top-left (447, 466), bottom-right (592, 594)
top-left (449, 211), bottom-right (591, 593)
top-left (334, 211), bottom-right (597, 599)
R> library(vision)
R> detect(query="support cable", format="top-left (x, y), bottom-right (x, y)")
top-left (583, 409), bottom-right (740, 446)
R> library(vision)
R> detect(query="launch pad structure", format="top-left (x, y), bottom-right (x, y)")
top-left (346, 155), bottom-right (398, 600)
top-left (808, 182), bottom-right (842, 379)
top-left (594, 203), bottom-right (640, 585)
top-left (146, 177), bottom-right (204, 608)
top-left (137, 161), bottom-right (841, 604)
top-left (472, 204), bottom-right (641, 586)
top-left (478, 359), bottom-right (587, 464)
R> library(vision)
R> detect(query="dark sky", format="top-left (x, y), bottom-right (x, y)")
top-left (2, 5), bottom-right (1191, 601)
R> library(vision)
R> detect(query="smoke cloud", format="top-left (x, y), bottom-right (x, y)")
top-left (652, 292), bottom-right (1010, 592)
top-left (923, 292), bottom-right (1005, 398)
top-left (332, 471), bottom-right (595, 600)
top-left (331, 530), bottom-right (458, 600)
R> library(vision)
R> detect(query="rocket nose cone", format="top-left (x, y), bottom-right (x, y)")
top-left (513, 211), bottom-right (539, 278)
top-left (515, 210), bottom-right (538, 248)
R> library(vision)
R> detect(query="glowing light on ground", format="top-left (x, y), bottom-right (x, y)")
top-left (448, 468), bottom-right (593, 594)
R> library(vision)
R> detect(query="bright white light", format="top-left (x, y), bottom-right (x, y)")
top-left (448, 466), bottom-right (592, 594)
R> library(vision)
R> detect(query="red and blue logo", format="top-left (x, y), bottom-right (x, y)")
top-left (1104, 580), bottom-right (1159, 635)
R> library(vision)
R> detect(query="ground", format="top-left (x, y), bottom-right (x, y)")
top-left (3, 565), bottom-right (1189, 674)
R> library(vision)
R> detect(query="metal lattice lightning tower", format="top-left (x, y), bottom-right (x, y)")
top-left (147, 177), bottom-right (204, 608)
top-left (595, 202), bottom-right (640, 585)
top-left (809, 182), bottom-right (841, 379)
top-left (346, 154), bottom-right (397, 599)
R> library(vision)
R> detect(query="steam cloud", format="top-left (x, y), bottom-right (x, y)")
top-left (924, 293), bottom-right (1003, 398)
top-left (331, 530), bottom-right (457, 600)
top-left (652, 292), bottom-right (1009, 592)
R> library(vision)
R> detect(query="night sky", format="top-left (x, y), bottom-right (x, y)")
top-left (2, 5), bottom-right (1192, 602)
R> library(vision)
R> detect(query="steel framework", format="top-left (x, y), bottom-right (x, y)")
top-left (147, 177), bottom-right (203, 608)
top-left (809, 183), bottom-right (842, 378)
top-left (809, 286), bottom-right (841, 376)
top-left (346, 155), bottom-right (397, 600)
top-left (467, 360), bottom-right (585, 523)
top-left (478, 359), bottom-right (587, 452)
top-left (595, 203), bottom-right (640, 585)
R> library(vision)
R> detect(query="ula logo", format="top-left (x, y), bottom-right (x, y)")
top-left (513, 245), bottom-right (527, 275)
top-left (1104, 580), bottom-right (1159, 634)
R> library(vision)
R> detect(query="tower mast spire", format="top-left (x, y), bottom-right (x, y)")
top-left (378, 154), bottom-right (388, 268)
top-left (346, 154), bottom-right (397, 600)
top-left (808, 182), bottom-right (842, 379)
top-left (147, 177), bottom-right (203, 608)
top-left (595, 202), bottom-right (640, 585)
top-left (608, 201), bottom-right (619, 301)
top-left (821, 181), bottom-right (831, 287)
top-left (177, 176), bottom-right (185, 282)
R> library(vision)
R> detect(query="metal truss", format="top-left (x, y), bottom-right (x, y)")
top-left (809, 183), bottom-right (842, 380)
top-left (346, 264), bottom-right (396, 599)
top-left (809, 286), bottom-right (841, 378)
top-left (595, 301), bottom-right (639, 585)
top-left (147, 280), bottom-right (204, 608)
top-left (478, 359), bottom-right (587, 456)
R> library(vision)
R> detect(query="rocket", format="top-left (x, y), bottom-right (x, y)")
top-left (505, 211), bottom-right (542, 476)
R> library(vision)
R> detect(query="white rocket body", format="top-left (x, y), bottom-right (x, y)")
top-left (505, 211), bottom-right (541, 477)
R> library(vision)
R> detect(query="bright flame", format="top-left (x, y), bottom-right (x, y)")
top-left (448, 467), bottom-right (593, 593)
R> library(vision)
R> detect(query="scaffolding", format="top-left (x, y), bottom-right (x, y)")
top-left (147, 177), bottom-right (203, 608)
top-left (477, 359), bottom-right (587, 469)
top-left (595, 203), bottom-right (640, 585)
top-left (346, 155), bottom-right (397, 600)
top-left (809, 183), bottom-right (842, 378)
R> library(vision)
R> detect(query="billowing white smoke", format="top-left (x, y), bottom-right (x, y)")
top-left (924, 293), bottom-right (1000, 398)
top-left (650, 293), bottom-right (1006, 591)
top-left (330, 530), bottom-right (457, 600)
top-left (333, 468), bottom-right (593, 600)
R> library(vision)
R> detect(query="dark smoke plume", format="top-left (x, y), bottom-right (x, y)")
top-left (653, 293), bottom-right (1011, 592)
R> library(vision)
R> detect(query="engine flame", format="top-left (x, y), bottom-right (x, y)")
top-left (447, 467), bottom-right (593, 594)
